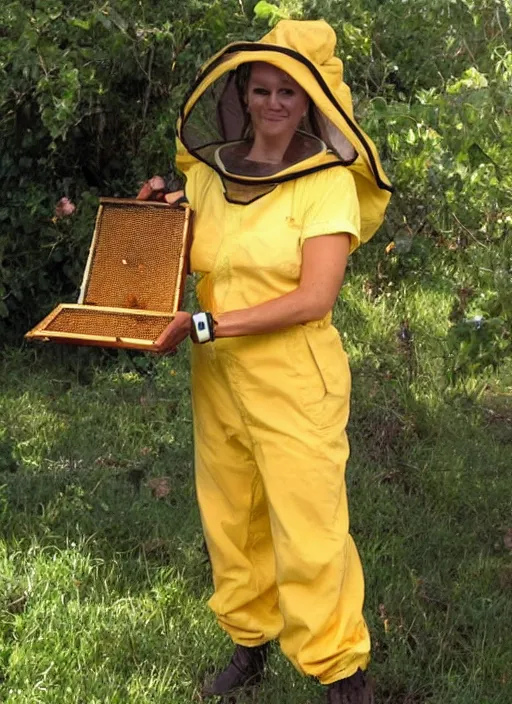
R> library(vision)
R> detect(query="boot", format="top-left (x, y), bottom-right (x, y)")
top-left (202, 643), bottom-right (270, 697)
top-left (326, 668), bottom-right (374, 704)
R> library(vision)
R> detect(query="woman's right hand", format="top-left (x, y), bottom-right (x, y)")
top-left (154, 312), bottom-right (192, 354)
top-left (136, 175), bottom-right (184, 205)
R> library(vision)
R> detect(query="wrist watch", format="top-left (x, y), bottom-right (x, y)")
top-left (190, 311), bottom-right (217, 344)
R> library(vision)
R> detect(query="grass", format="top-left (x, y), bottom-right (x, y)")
top-left (0, 267), bottom-right (511, 703)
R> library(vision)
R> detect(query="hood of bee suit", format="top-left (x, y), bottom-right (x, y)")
top-left (176, 19), bottom-right (392, 243)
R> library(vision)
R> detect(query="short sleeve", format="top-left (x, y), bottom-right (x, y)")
top-left (299, 167), bottom-right (361, 254)
top-left (183, 162), bottom-right (215, 212)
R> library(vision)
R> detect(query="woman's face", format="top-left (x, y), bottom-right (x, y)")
top-left (246, 63), bottom-right (309, 144)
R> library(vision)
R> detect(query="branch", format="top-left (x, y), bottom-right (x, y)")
top-left (452, 212), bottom-right (489, 249)
top-left (142, 44), bottom-right (155, 127)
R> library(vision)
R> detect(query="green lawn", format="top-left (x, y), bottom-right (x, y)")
top-left (1, 274), bottom-right (511, 703)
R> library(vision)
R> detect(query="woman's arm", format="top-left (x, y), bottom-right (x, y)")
top-left (215, 233), bottom-right (351, 338)
top-left (153, 233), bottom-right (349, 352)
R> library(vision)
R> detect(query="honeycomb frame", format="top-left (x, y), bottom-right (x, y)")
top-left (25, 198), bottom-right (191, 351)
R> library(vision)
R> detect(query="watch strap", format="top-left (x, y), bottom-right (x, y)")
top-left (191, 311), bottom-right (216, 344)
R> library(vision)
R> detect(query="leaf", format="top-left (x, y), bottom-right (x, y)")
top-left (70, 18), bottom-right (91, 30)
top-left (141, 538), bottom-right (170, 554)
top-left (254, 0), bottom-right (277, 18)
top-left (95, 12), bottom-right (112, 30)
top-left (447, 67), bottom-right (489, 94)
top-left (253, 0), bottom-right (288, 23)
top-left (147, 476), bottom-right (171, 499)
top-left (108, 8), bottom-right (128, 33)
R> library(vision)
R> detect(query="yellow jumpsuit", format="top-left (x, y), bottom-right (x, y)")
top-left (187, 160), bottom-right (371, 684)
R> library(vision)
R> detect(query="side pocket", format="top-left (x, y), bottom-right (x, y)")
top-left (297, 325), bottom-right (351, 428)
top-left (301, 325), bottom-right (349, 399)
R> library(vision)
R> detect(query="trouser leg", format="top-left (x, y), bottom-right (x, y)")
top-left (253, 428), bottom-right (370, 684)
top-left (243, 326), bottom-right (370, 684)
top-left (192, 349), bottom-right (282, 645)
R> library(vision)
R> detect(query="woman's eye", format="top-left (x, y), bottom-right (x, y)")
top-left (251, 87), bottom-right (294, 97)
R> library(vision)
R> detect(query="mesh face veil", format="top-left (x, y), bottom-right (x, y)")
top-left (177, 19), bottom-right (392, 240)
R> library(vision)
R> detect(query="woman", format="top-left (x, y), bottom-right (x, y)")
top-left (139, 19), bottom-right (391, 704)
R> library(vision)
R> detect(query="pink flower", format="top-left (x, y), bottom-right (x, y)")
top-left (55, 197), bottom-right (76, 219)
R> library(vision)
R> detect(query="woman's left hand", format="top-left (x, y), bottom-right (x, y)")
top-left (154, 311), bottom-right (192, 354)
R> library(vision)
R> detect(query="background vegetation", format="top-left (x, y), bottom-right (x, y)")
top-left (0, 0), bottom-right (511, 702)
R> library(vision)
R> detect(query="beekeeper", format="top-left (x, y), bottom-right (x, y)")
top-left (140, 18), bottom-right (391, 704)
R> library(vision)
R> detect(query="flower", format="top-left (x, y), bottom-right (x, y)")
top-left (54, 197), bottom-right (76, 219)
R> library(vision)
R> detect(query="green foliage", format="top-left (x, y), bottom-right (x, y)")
top-left (254, 0), bottom-right (304, 23)
top-left (1, 0), bottom-right (511, 380)
top-left (304, 0), bottom-right (512, 382)
top-left (0, 0), bottom-right (252, 334)
top-left (445, 237), bottom-right (512, 380)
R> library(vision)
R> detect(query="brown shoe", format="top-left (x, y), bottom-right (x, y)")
top-left (326, 668), bottom-right (374, 704)
top-left (202, 643), bottom-right (270, 697)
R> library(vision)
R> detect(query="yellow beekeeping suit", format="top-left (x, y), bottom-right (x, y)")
top-left (177, 19), bottom-right (392, 684)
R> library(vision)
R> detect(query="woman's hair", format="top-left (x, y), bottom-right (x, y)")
top-left (233, 63), bottom-right (253, 137)
top-left (234, 63), bottom-right (252, 108)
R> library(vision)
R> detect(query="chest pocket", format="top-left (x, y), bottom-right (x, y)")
top-left (227, 231), bottom-right (301, 280)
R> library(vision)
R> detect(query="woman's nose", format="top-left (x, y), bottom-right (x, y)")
top-left (268, 91), bottom-right (281, 109)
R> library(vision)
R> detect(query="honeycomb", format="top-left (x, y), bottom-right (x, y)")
top-left (25, 200), bottom-right (190, 350)
top-left (46, 307), bottom-right (173, 340)
top-left (83, 201), bottom-right (187, 311)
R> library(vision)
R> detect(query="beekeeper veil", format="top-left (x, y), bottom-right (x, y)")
top-left (177, 20), bottom-right (393, 242)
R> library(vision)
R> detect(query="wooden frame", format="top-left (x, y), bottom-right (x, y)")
top-left (25, 199), bottom-right (192, 351)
